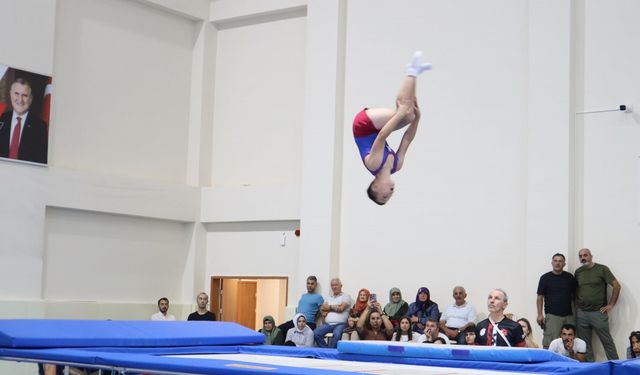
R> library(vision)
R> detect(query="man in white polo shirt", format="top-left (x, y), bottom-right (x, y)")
top-left (313, 278), bottom-right (352, 348)
top-left (440, 286), bottom-right (476, 344)
top-left (548, 324), bottom-right (587, 362)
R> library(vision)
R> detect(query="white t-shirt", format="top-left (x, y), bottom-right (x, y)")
top-left (324, 292), bottom-right (352, 325)
top-left (548, 337), bottom-right (587, 357)
top-left (151, 312), bottom-right (176, 321)
top-left (441, 302), bottom-right (476, 328)
top-left (391, 332), bottom-right (421, 342)
top-left (417, 332), bottom-right (451, 344)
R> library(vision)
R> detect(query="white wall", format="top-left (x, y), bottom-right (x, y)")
top-left (52, 0), bottom-right (195, 183)
top-left (205, 221), bottom-right (299, 305)
top-left (574, 0), bottom-right (640, 359)
top-left (210, 13), bottom-right (306, 187)
top-left (340, 0), bottom-right (529, 325)
top-left (0, 0), bottom-right (201, 322)
top-left (43, 207), bottom-right (192, 302)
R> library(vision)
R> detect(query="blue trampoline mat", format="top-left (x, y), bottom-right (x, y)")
top-left (0, 347), bottom-right (356, 375)
top-left (338, 340), bottom-right (573, 363)
top-left (0, 319), bottom-right (636, 375)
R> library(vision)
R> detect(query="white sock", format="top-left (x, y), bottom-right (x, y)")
top-left (405, 51), bottom-right (432, 76)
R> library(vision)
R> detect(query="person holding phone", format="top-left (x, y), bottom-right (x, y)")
top-left (343, 288), bottom-right (371, 340)
top-left (356, 298), bottom-right (394, 341)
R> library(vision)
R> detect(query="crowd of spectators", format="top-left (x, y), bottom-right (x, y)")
top-left (257, 249), bottom-right (635, 363)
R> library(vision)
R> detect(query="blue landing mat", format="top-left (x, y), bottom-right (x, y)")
top-left (0, 319), bottom-right (264, 348)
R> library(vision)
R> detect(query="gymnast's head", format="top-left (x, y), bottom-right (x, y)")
top-left (367, 178), bottom-right (395, 205)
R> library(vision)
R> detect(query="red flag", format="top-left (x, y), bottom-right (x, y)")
top-left (0, 65), bottom-right (7, 117)
top-left (42, 77), bottom-right (52, 132)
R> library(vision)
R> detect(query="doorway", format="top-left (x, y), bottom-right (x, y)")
top-left (210, 276), bottom-right (288, 330)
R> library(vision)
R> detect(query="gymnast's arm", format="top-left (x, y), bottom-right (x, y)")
top-left (366, 106), bottom-right (411, 171)
top-left (394, 104), bottom-right (420, 172)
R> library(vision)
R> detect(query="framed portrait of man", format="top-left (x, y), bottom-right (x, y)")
top-left (0, 64), bottom-right (52, 165)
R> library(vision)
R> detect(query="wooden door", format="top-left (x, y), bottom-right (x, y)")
top-left (236, 281), bottom-right (257, 330)
top-left (210, 278), bottom-right (222, 321)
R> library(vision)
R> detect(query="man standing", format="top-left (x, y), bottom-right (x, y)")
top-left (151, 297), bottom-right (176, 321)
top-left (0, 78), bottom-right (48, 163)
top-left (313, 278), bottom-right (352, 348)
top-left (575, 248), bottom-right (620, 361)
top-left (537, 253), bottom-right (577, 348)
top-left (187, 292), bottom-right (216, 321)
top-left (548, 324), bottom-right (587, 362)
top-left (440, 286), bottom-right (476, 344)
top-left (475, 289), bottom-right (525, 347)
top-left (279, 276), bottom-right (324, 333)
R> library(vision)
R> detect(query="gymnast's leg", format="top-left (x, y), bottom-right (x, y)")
top-left (367, 51), bottom-right (431, 130)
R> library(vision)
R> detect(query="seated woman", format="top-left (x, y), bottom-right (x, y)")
top-left (628, 331), bottom-right (640, 359)
top-left (284, 313), bottom-right (314, 347)
top-left (259, 315), bottom-right (284, 345)
top-left (383, 287), bottom-right (409, 327)
top-left (406, 287), bottom-right (440, 333)
top-left (518, 318), bottom-right (539, 348)
top-left (356, 300), bottom-right (394, 341)
top-left (342, 288), bottom-right (371, 341)
top-left (391, 317), bottom-right (420, 342)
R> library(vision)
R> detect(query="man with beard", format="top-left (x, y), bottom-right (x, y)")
top-left (548, 324), bottom-right (587, 362)
top-left (279, 275), bottom-right (324, 333)
top-left (575, 248), bottom-right (620, 361)
top-left (151, 297), bottom-right (176, 321)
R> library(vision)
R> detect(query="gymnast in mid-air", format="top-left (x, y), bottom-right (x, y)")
top-left (353, 51), bottom-right (431, 205)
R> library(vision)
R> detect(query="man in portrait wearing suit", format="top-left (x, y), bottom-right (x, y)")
top-left (0, 77), bottom-right (48, 164)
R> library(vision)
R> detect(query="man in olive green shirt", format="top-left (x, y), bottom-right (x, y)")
top-left (575, 248), bottom-right (621, 361)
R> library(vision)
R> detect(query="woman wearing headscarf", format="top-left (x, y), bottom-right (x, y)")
top-left (259, 315), bottom-right (284, 345)
top-left (285, 313), bottom-right (314, 347)
top-left (342, 288), bottom-right (371, 340)
top-left (406, 287), bottom-right (440, 333)
top-left (383, 287), bottom-right (409, 327)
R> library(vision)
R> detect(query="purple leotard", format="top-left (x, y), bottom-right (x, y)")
top-left (353, 108), bottom-right (398, 176)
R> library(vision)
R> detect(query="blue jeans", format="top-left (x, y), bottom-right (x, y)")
top-left (314, 323), bottom-right (346, 348)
